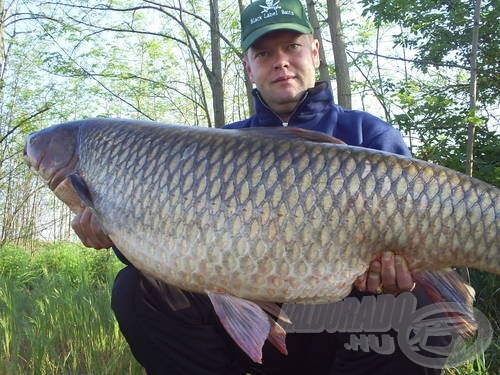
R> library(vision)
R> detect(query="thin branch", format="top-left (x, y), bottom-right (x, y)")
top-left (346, 48), bottom-right (469, 70)
top-left (0, 105), bottom-right (51, 144)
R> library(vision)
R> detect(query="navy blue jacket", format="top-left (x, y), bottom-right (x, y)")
top-left (114, 82), bottom-right (410, 265)
top-left (223, 82), bottom-right (410, 157)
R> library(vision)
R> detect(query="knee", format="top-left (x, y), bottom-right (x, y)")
top-left (111, 265), bottom-right (141, 331)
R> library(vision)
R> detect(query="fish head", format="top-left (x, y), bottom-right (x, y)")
top-left (24, 122), bottom-right (84, 212)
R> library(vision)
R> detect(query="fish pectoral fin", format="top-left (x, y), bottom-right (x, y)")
top-left (207, 292), bottom-right (281, 363)
top-left (69, 173), bottom-right (95, 210)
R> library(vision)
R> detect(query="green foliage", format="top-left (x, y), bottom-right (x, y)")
top-left (355, 0), bottom-right (498, 186)
top-left (360, 0), bottom-right (499, 104)
top-left (0, 242), bottom-right (142, 374)
top-left (0, 244), bottom-right (35, 285)
top-left (0, 242), bottom-right (120, 288)
top-left (392, 77), bottom-right (499, 186)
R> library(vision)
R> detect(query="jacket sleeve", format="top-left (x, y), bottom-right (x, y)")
top-left (364, 127), bottom-right (412, 157)
top-left (335, 109), bottom-right (411, 157)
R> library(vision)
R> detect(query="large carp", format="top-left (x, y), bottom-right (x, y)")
top-left (25, 118), bottom-right (498, 362)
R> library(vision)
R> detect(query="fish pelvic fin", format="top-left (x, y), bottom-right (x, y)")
top-left (69, 173), bottom-right (95, 210)
top-left (414, 269), bottom-right (477, 336)
top-left (207, 292), bottom-right (287, 363)
top-left (257, 301), bottom-right (292, 324)
top-left (267, 317), bottom-right (288, 356)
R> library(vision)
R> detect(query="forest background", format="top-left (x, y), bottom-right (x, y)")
top-left (1, 0), bottom-right (498, 243)
top-left (0, 0), bottom-right (498, 373)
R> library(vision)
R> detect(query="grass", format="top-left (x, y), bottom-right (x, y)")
top-left (0, 242), bottom-right (498, 374)
top-left (0, 242), bottom-right (143, 374)
top-left (444, 269), bottom-right (500, 375)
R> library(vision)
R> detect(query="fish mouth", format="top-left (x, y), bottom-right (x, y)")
top-left (24, 140), bottom-right (83, 212)
top-left (24, 131), bottom-right (78, 192)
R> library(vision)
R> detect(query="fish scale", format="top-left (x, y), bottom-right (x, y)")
top-left (25, 118), bottom-right (499, 303)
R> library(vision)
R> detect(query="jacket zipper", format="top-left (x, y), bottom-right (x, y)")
top-left (254, 90), bottom-right (310, 127)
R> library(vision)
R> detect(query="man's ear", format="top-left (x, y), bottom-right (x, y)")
top-left (312, 39), bottom-right (320, 69)
top-left (243, 56), bottom-right (255, 83)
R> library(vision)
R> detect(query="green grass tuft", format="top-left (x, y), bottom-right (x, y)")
top-left (0, 242), bottom-right (143, 374)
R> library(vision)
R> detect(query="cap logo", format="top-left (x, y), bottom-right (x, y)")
top-left (260, 0), bottom-right (281, 14)
top-left (250, 0), bottom-right (295, 25)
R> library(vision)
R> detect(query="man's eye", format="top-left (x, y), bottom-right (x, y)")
top-left (255, 51), bottom-right (268, 58)
top-left (289, 43), bottom-right (300, 50)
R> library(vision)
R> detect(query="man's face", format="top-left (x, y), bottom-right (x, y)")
top-left (243, 30), bottom-right (320, 120)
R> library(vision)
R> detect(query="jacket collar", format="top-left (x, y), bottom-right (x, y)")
top-left (252, 81), bottom-right (333, 127)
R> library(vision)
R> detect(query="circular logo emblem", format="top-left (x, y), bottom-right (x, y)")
top-left (398, 302), bottom-right (493, 368)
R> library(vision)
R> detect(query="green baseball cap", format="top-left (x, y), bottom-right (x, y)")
top-left (240, 0), bottom-right (313, 51)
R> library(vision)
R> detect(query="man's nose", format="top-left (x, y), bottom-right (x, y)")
top-left (273, 50), bottom-right (289, 69)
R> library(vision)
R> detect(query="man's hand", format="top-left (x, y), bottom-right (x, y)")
top-left (71, 207), bottom-right (113, 249)
top-left (354, 251), bottom-right (415, 295)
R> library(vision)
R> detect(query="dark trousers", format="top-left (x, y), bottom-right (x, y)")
top-left (111, 266), bottom-right (449, 375)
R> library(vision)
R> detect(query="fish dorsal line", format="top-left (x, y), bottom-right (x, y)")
top-left (235, 126), bottom-right (346, 145)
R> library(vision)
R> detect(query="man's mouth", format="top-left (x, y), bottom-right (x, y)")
top-left (273, 75), bottom-right (295, 83)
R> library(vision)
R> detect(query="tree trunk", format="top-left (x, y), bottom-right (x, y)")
top-left (327, 0), bottom-right (351, 108)
top-left (306, 0), bottom-right (330, 87)
top-left (0, 0), bottom-right (5, 115)
top-left (238, 0), bottom-right (254, 115)
top-left (466, 0), bottom-right (481, 176)
top-left (209, 0), bottom-right (225, 127)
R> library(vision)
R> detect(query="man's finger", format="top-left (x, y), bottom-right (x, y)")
top-left (71, 207), bottom-right (113, 249)
top-left (380, 251), bottom-right (397, 294)
top-left (395, 255), bottom-right (414, 291)
top-left (366, 260), bottom-right (382, 294)
top-left (354, 272), bottom-right (367, 292)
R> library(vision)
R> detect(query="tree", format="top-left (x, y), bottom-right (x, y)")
top-left (305, 0), bottom-right (330, 86)
top-left (0, 0), bottom-right (4, 96)
top-left (1, 0), bottom-right (499, 248)
top-left (466, 0), bottom-right (481, 176)
top-left (360, 0), bottom-right (499, 182)
top-left (209, 0), bottom-right (225, 126)
top-left (20, 0), bottom-right (246, 127)
top-left (0, 0), bottom-right (62, 244)
top-left (327, 0), bottom-right (351, 108)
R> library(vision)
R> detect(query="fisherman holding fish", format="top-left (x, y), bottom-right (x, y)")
top-left (71, 0), bottom-right (453, 373)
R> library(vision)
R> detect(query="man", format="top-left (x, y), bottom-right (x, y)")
top-left (72, 1), bottom-right (450, 373)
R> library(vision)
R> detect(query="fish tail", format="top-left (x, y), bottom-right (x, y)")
top-left (413, 269), bottom-right (477, 336)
